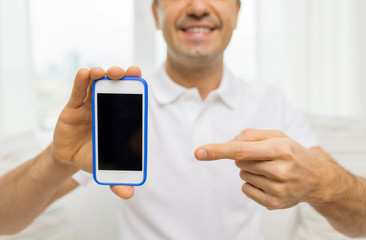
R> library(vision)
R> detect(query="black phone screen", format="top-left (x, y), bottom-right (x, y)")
top-left (97, 93), bottom-right (143, 171)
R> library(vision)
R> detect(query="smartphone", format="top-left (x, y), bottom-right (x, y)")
top-left (92, 76), bottom-right (148, 186)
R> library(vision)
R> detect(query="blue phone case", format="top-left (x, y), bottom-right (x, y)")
top-left (92, 76), bottom-right (148, 186)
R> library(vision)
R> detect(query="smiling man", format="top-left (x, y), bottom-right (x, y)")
top-left (153, 0), bottom-right (240, 100)
top-left (1, 0), bottom-right (366, 239)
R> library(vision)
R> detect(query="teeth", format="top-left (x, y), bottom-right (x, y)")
top-left (185, 27), bottom-right (212, 33)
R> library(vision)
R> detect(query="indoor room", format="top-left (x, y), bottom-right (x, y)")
top-left (0, 0), bottom-right (365, 239)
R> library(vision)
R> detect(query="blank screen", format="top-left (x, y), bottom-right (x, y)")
top-left (97, 93), bottom-right (143, 171)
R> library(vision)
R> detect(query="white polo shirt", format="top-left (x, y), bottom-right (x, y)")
top-left (73, 64), bottom-right (318, 240)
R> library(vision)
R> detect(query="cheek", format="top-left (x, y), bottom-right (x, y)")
top-left (162, 21), bottom-right (175, 45)
top-left (159, 18), bottom-right (173, 42)
top-left (225, 8), bottom-right (239, 29)
top-left (222, 14), bottom-right (238, 39)
top-left (160, 10), bottom-right (178, 37)
top-left (217, 3), bottom-right (239, 27)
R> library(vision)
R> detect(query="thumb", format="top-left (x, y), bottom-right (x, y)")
top-left (110, 185), bottom-right (135, 200)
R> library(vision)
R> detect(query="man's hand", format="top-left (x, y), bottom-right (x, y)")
top-left (195, 129), bottom-right (333, 209)
top-left (52, 66), bottom-right (141, 199)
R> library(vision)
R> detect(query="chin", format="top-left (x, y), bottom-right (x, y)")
top-left (184, 48), bottom-right (214, 59)
top-left (169, 46), bottom-right (221, 63)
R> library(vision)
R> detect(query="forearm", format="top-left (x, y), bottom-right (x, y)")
top-left (309, 161), bottom-right (366, 237)
top-left (0, 145), bottom-right (78, 235)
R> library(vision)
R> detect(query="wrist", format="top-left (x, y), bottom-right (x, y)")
top-left (45, 144), bottom-right (79, 174)
top-left (308, 158), bottom-right (356, 206)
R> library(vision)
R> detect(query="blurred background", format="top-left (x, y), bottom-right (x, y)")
top-left (1, 0), bottom-right (364, 136)
top-left (0, 0), bottom-right (365, 240)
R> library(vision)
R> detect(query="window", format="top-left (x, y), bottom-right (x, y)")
top-left (26, 0), bottom-right (258, 132)
top-left (29, 0), bottom-right (134, 129)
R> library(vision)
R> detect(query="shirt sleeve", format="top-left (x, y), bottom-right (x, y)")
top-left (279, 94), bottom-right (320, 149)
top-left (72, 170), bottom-right (93, 186)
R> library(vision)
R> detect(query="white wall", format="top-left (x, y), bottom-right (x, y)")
top-left (1, 0), bottom-right (365, 136)
top-left (0, 0), bottom-right (36, 136)
top-left (134, 0), bottom-right (157, 75)
top-left (256, 0), bottom-right (366, 118)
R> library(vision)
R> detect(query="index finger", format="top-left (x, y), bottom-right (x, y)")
top-left (195, 141), bottom-right (277, 161)
top-left (85, 67), bottom-right (110, 105)
top-left (67, 67), bottom-right (105, 109)
top-left (125, 66), bottom-right (142, 78)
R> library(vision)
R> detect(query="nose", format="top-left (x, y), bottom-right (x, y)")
top-left (186, 0), bottom-right (211, 19)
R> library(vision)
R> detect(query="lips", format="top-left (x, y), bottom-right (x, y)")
top-left (182, 27), bottom-right (214, 33)
top-left (179, 24), bottom-right (217, 38)
top-left (177, 17), bottom-right (220, 38)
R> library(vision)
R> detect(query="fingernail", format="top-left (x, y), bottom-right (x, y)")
top-left (196, 149), bottom-right (207, 160)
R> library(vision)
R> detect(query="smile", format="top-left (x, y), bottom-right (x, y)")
top-left (180, 26), bottom-right (216, 38)
top-left (182, 27), bottom-right (214, 33)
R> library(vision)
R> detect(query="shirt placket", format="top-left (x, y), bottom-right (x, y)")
top-left (191, 93), bottom-right (216, 156)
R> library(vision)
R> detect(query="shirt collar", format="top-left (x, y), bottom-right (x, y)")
top-left (149, 63), bottom-right (238, 109)
top-left (215, 66), bottom-right (238, 109)
top-left (149, 63), bottom-right (186, 105)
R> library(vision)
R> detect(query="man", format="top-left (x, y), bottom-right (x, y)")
top-left (1, 0), bottom-right (366, 239)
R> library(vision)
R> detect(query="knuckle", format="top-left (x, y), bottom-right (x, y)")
top-left (233, 143), bottom-right (246, 160)
top-left (209, 145), bottom-right (223, 159)
top-left (265, 204), bottom-right (276, 211)
top-left (272, 164), bottom-right (285, 176)
top-left (241, 183), bottom-right (250, 195)
top-left (271, 184), bottom-right (286, 198)
top-left (238, 129), bottom-right (255, 141)
top-left (239, 170), bottom-right (247, 181)
top-left (213, 149), bottom-right (221, 159)
top-left (271, 164), bottom-right (289, 181)
top-left (266, 198), bottom-right (282, 210)
top-left (272, 139), bottom-right (294, 159)
top-left (266, 204), bottom-right (279, 210)
top-left (272, 129), bottom-right (285, 137)
top-left (235, 160), bottom-right (242, 168)
top-left (263, 195), bottom-right (276, 210)
top-left (242, 128), bottom-right (255, 136)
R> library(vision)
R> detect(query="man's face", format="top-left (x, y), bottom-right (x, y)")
top-left (152, 0), bottom-right (241, 62)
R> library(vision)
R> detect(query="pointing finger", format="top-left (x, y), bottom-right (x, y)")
top-left (195, 140), bottom-right (277, 161)
top-left (234, 129), bottom-right (287, 142)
